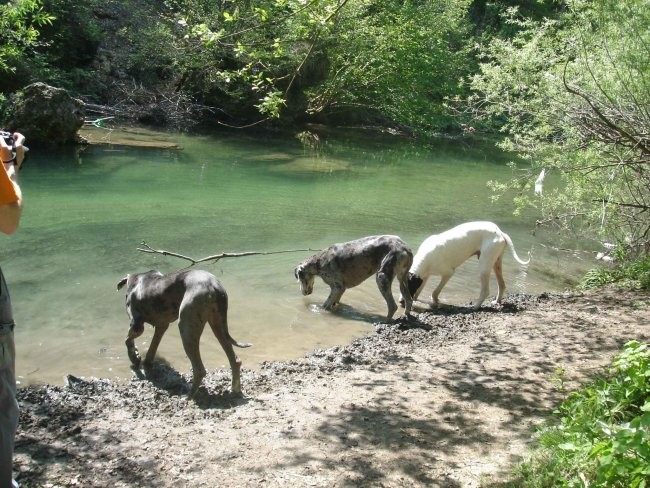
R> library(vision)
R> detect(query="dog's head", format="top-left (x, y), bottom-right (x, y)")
top-left (294, 263), bottom-right (315, 296)
top-left (116, 270), bottom-right (164, 293)
top-left (407, 272), bottom-right (424, 299)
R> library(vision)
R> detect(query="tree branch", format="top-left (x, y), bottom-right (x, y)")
top-left (562, 61), bottom-right (650, 156)
top-left (593, 200), bottom-right (650, 211)
top-left (137, 241), bottom-right (320, 265)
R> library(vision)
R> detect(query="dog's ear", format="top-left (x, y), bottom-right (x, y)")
top-left (117, 276), bottom-right (129, 291)
top-left (295, 265), bottom-right (306, 280)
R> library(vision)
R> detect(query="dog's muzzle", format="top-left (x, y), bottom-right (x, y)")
top-left (295, 266), bottom-right (313, 295)
top-left (299, 281), bottom-right (313, 296)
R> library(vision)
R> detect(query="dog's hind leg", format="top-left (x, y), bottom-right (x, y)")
top-left (474, 270), bottom-right (491, 309)
top-left (493, 254), bottom-right (506, 303)
top-left (377, 271), bottom-right (398, 320)
top-left (397, 273), bottom-right (412, 317)
top-left (178, 315), bottom-right (208, 398)
top-left (209, 306), bottom-right (243, 395)
top-left (377, 254), bottom-right (399, 320)
top-left (125, 320), bottom-right (145, 367)
top-left (476, 243), bottom-right (505, 308)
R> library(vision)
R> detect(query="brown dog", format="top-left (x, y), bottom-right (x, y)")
top-left (117, 269), bottom-right (251, 397)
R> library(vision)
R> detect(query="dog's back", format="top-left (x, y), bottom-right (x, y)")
top-left (122, 269), bottom-right (226, 325)
top-left (320, 235), bottom-right (411, 288)
top-left (412, 222), bottom-right (504, 276)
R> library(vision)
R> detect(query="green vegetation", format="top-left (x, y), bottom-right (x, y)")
top-left (581, 255), bottom-right (650, 291)
top-left (140, 0), bottom-right (479, 131)
top-left (0, 0), bottom-right (515, 130)
top-left (467, 0), bottom-right (650, 260)
top-left (0, 0), bottom-right (54, 82)
top-left (497, 341), bottom-right (650, 487)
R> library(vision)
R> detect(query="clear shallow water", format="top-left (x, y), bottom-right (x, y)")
top-left (3, 128), bottom-right (594, 386)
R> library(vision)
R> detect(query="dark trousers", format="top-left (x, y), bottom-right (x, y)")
top-left (0, 268), bottom-right (18, 488)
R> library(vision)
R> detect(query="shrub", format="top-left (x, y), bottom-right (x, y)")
top-left (497, 341), bottom-right (650, 487)
top-left (580, 255), bottom-right (650, 291)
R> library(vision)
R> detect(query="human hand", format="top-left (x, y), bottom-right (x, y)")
top-left (0, 132), bottom-right (12, 162)
top-left (12, 132), bottom-right (26, 168)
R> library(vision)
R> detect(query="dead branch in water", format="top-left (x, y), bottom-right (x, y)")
top-left (137, 241), bottom-right (319, 265)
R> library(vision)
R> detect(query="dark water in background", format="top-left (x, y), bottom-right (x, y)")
top-left (2, 128), bottom-right (594, 386)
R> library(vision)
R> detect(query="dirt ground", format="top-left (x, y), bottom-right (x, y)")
top-left (13, 290), bottom-right (649, 487)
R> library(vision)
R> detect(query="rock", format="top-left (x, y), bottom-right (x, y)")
top-left (7, 82), bottom-right (85, 144)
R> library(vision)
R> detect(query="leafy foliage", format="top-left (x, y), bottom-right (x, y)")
top-left (0, 0), bottom-right (54, 75)
top-left (580, 254), bottom-right (650, 291)
top-left (499, 341), bottom-right (650, 487)
top-left (303, 0), bottom-right (475, 133)
top-left (466, 0), bottom-right (650, 257)
top-left (122, 0), bottom-right (477, 129)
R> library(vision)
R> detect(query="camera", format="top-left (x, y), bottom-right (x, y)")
top-left (0, 130), bottom-right (29, 166)
top-left (0, 130), bottom-right (15, 147)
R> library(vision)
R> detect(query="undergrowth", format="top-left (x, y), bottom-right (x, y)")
top-left (580, 255), bottom-right (650, 291)
top-left (494, 341), bottom-right (650, 487)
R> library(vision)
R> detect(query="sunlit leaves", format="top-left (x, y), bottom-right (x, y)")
top-left (162, 0), bottom-right (475, 126)
top-left (255, 90), bottom-right (286, 117)
top-left (468, 0), bottom-right (650, 257)
top-left (509, 341), bottom-right (650, 486)
top-left (305, 0), bottom-right (474, 131)
top-left (0, 0), bottom-right (54, 73)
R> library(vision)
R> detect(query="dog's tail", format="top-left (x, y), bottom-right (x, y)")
top-left (503, 232), bottom-right (531, 266)
top-left (230, 334), bottom-right (252, 349)
top-left (210, 301), bottom-right (252, 349)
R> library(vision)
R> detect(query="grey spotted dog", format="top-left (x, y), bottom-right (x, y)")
top-left (294, 235), bottom-right (413, 320)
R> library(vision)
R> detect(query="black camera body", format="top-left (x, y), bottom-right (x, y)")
top-left (0, 130), bottom-right (15, 147)
top-left (0, 130), bottom-right (29, 166)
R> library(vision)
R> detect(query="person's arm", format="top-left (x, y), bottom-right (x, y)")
top-left (0, 132), bottom-right (25, 234)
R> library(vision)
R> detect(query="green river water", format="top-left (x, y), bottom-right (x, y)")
top-left (2, 128), bottom-right (593, 386)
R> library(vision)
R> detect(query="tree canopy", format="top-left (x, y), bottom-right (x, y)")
top-left (467, 0), bottom-right (650, 256)
top-left (0, 0), bottom-right (53, 75)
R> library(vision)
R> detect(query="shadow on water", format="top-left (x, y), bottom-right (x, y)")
top-left (322, 302), bottom-right (388, 324)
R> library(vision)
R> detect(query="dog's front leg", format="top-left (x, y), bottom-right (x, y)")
top-left (432, 273), bottom-right (453, 305)
top-left (125, 320), bottom-right (145, 367)
top-left (143, 323), bottom-right (169, 366)
top-left (323, 285), bottom-right (345, 311)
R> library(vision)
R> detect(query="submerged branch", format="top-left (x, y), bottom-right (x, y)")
top-left (137, 241), bottom-right (319, 265)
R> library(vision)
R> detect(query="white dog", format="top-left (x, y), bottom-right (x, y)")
top-left (401, 221), bottom-right (530, 309)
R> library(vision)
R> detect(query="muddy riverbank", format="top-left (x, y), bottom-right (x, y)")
top-left (13, 290), bottom-right (649, 487)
